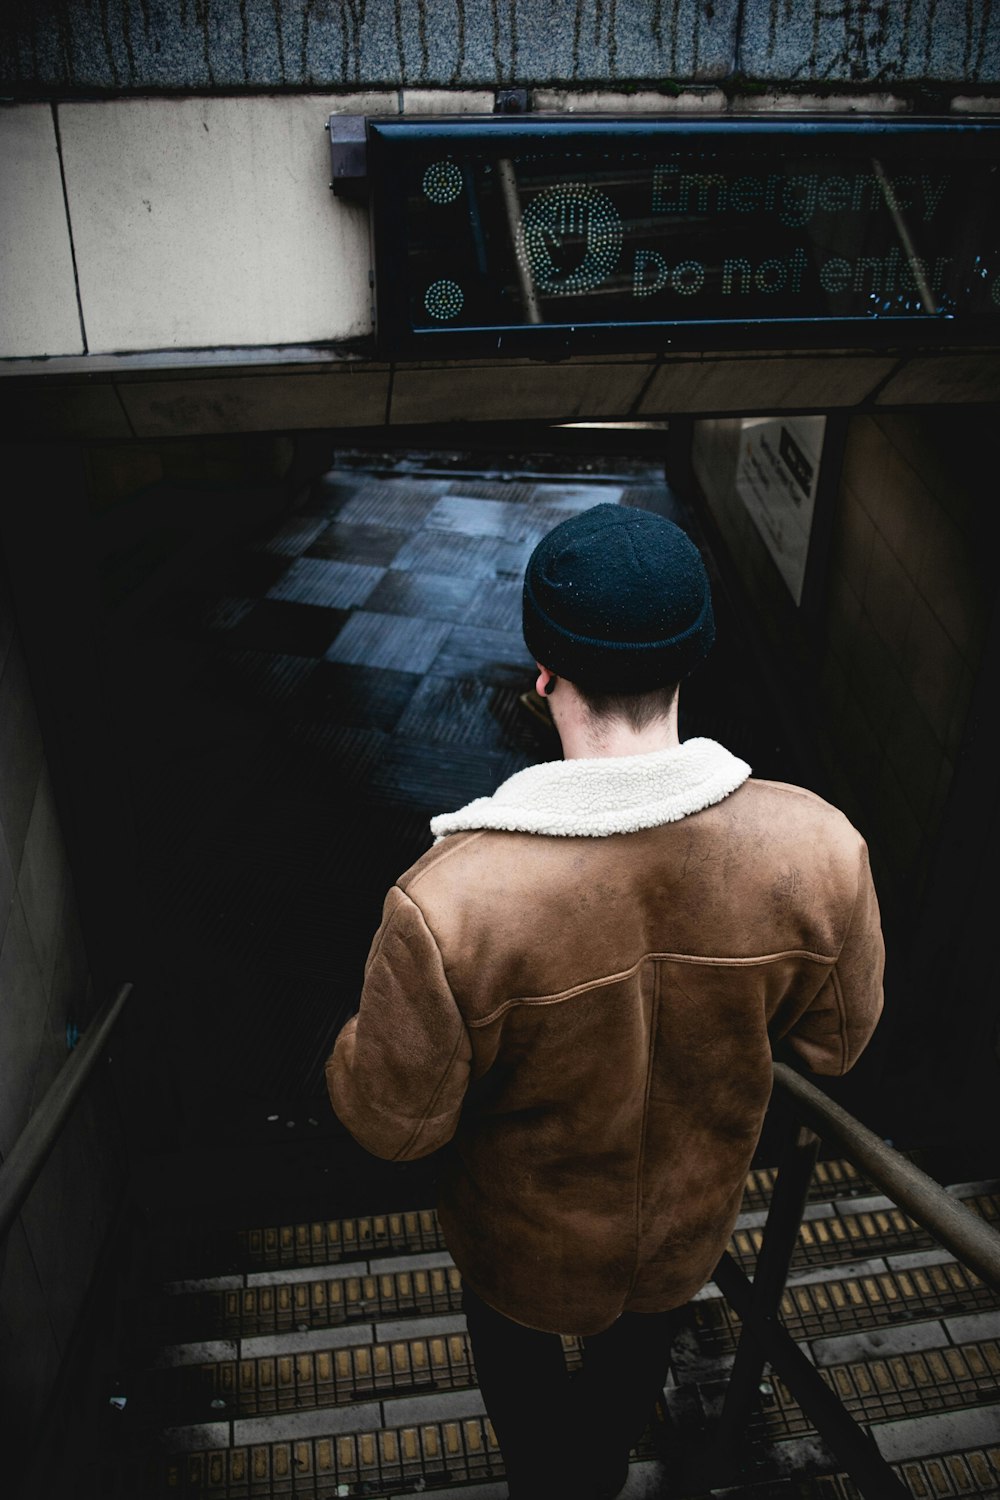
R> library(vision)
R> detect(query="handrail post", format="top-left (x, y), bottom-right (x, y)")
top-left (0, 982), bottom-right (133, 1246)
top-left (716, 1121), bottom-right (821, 1454)
top-left (773, 1061), bottom-right (1000, 1294)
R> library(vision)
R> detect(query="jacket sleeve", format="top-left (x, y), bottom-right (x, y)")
top-left (326, 884), bottom-right (472, 1161)
top-left (783, 837), bottom-right (885, 1076)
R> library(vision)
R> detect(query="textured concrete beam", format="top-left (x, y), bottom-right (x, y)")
top-left (3, 0), bottom-right (997, 95)
top-left (4, 345), bottom-right (999, 439)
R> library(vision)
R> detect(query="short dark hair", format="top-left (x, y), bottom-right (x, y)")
top-left (576, 682), bottom-right (679, 734)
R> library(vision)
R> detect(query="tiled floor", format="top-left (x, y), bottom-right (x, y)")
top-left (113, 459), bottom-right (797, 1155)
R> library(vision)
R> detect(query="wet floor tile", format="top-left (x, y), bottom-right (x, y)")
top-left (201, 596), bottom-right (256, 631)
top-left (291, 661), bottom-right (422, 731)
top-left (362, 568), bottom-right (479, 623)
top-left (207, 648), bottom-right (319, 704)
top-left (305, 521), bottom-right (408, 566)
top-left (276, 722), bottom-right (391, 794)
top-left (149, 591), bottom-right (256, 639)
top-left (488, 684), bottom-right (560, 757)
top-left (199, 549), bottom-right (290, 598)
top-left (445, 477), bottom-right (538, 504)
top-left (395, 675), bottom-right (520, 751)
top-left (305, 472), bottom-right (367, 514)
top-left (424, 495), bottom-right (538, 543)
top-left (250, 514), bottom-right (330, 557)
top-left (336, 480), bottom-right (446, 529)
top-left (266, 556), bottom-right (385, 609)
top-left (324, 611), bottom-right (453, 674)
top-left (393, 677), bottom-right (554, 759)
top-left (464, 578), bottom-right (523, 632)
top-left (492, 536), bottom-right (538, 580)
top-left (230, 600), bottom-right (349, 656)
top-left (391, 530), bottom-right (506, 580)
top-left (366, 737), bottom-right (529, 814)
top-left (534, 482), bottom-right (625, 510)
top-left (429, 624), bottom-right (532, 685)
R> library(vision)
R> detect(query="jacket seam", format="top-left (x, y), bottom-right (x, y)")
top-left (405, 830), bottom-right (490, 892)
top-left (391, 889), bottom-right (468, 1161)
top-left (748, 778), bottom-right (837, 807)
top-left (393, 1026), bottom-right (466, 1161)
top-left (364, 889), bottom-right (404, 973)
top-left (467, 949), bottom-right (835, 1028)
top-left (833, 838), bottom-right (866, 964)
top-left (630, 963), bottom-right (660, 1299)
top-left (827, 837), bottom-right (867, 1073)
top-left (830, 965), bottom-right (850, 1075)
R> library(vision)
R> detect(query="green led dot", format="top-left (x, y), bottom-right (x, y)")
top-left (425, 278), bottom-right (465, 320)
top-left (423, 160), bottom-right (463, 205)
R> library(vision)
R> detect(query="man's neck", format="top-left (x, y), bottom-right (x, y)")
top-left (553, 692), bottom-right (681, 761)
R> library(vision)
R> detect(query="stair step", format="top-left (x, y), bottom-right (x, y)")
top-left (693, 1250), bottom-right (999, 1352)
top-left (101, 1174), bottom-right (1000, 1499)
top-left (729, 1189), bottom-right (1000, 1276)
top-left (232, 1208), bottom-right (445, 1275)
top-left (93, 1408), bottom-right (505, 1497)
top-left (92, 1387), bottom-right (1000, 1498)
top-left (129, 1324), bottom-right (999, 1449)
top-left (138, 1259), bottom-right (464, 1345)
top-left (110, 1325), bottom-right (491, 1427)
top-left (892, 1440), bottom-right (1000, 1498)
top-left (762, 1337), bottom-right (1000, 1437)
top-left (94, 1388), bottom-right (677, 1497)
top-left (154, 1162), bottom-right (884, 1278)
top-left (133, 1190), bottom-right (1000, 1349)
top-left (115, 1310), bottom-right (601, 1433)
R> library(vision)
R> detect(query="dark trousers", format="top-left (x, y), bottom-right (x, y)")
top-left (462, 1282), bottom-right (683, 1500)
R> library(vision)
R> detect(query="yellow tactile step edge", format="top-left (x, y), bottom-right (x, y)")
top-left (145, 1330), bottom-right (585, 1421)
top-left (759, 1338), bottom-right (1000, 1439)
top-left (730, 1193), bottom-right (1000, 1269)
top-left (232, 1162), bottom-right (869, 1267)
top-left (161, 1424), bottom-right (1000, 1498)
top-left (218, 1264), bottom-right (466, 1334)
top-left (165, 1204), bottom-right (1000, 1340)
top-left (896, 1446), bottom-right (1000, 1498)
top-left (163, 1414), bottom-right (503, 1493)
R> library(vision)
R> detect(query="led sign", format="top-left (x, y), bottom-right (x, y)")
top-left (366, 119), bottom-right (1000, 357)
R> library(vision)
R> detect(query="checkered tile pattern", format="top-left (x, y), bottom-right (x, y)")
top-left (120, 468), bottom-right (624, 1132)
top-left (120, 462), bottom-right (795, 1140)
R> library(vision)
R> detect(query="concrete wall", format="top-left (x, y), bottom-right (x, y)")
top-left (0, 555), bottom-right (125, 1458)
top-left (691, 411), bottom-right (991, 921)
top-left (3, 0), bottom-right (999, 92)
top-left (2, 24), bottom-right (998, 370)
top-left (5, 85), bottom-right (1000, 421)
top-left (821, 413), bottom-right (990, 916)
top-left (1, 93), bottom-right (381, 359)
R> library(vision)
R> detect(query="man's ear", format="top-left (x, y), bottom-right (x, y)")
top-left (535, 665), bottom-right (556, 697)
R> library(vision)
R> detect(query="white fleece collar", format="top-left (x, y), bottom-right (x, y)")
top-left (430, 737), bottom-right (751, 840)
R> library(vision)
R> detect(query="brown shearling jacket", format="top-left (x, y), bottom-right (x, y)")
top-left (328, 741), bottom-right (884, 1335)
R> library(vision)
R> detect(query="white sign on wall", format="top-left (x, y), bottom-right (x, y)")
top-left (734, 415), bottom-right (827, 604)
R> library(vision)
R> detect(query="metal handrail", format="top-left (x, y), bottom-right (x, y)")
top-left (773, 1061), bottom-right (1000, 1291)
top-left (712, 1061), bottom-right (1000, 1499)
top-left (0, 982), bottom-right (132, 1246)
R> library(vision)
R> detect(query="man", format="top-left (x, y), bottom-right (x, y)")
top-left (327, 503), bottom-right (884, 1500)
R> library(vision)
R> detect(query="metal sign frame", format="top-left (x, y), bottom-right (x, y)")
top-left (365, 116), bottom-right (1000, 360)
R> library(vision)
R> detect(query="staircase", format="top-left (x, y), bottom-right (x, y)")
top-left (81, 1161), bottom-right (1000, 1498)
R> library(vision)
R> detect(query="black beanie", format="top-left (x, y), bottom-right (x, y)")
top-left (522, 503), bottom-right (715, 693)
